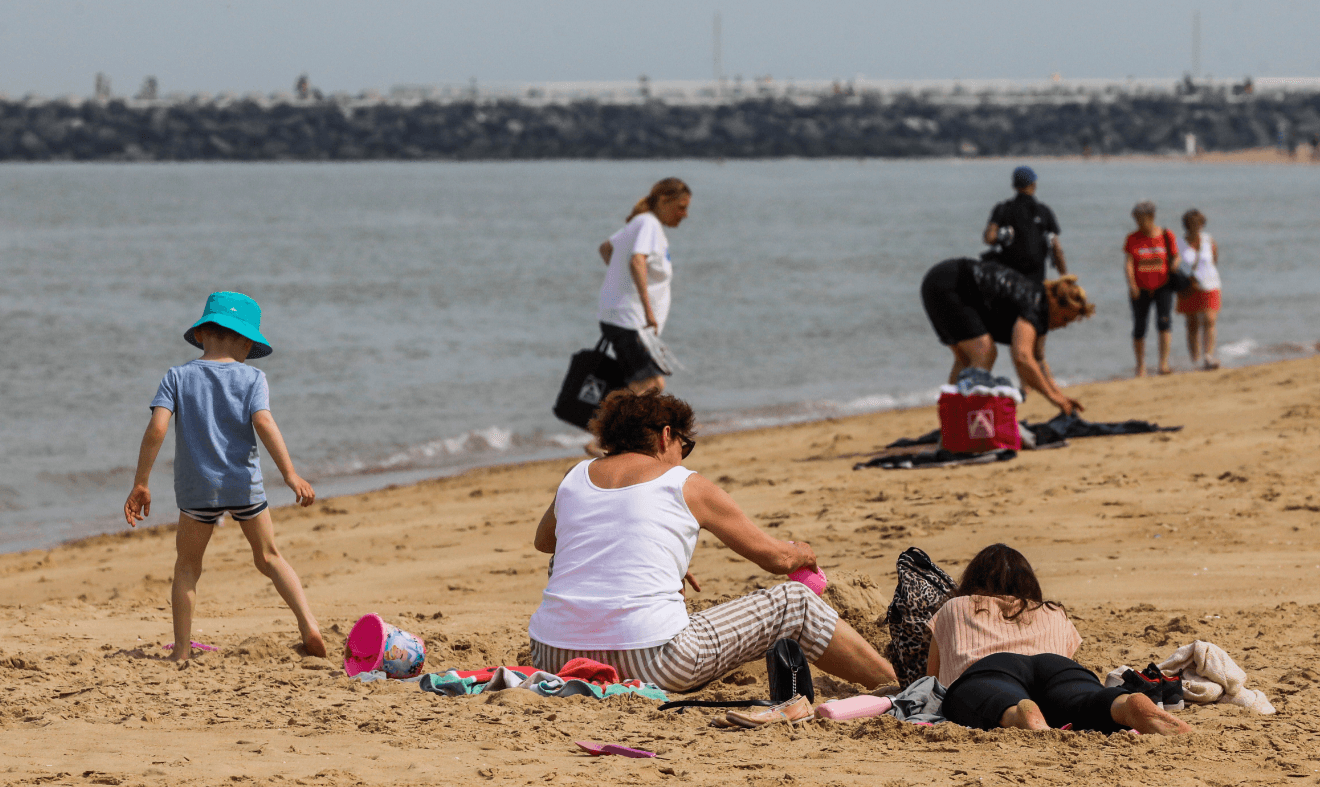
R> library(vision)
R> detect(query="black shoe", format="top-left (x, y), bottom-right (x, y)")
top-left (1142, 663), bottom-right (1184, 710)
top-left (1120, 668), bottom-right (1164, 708)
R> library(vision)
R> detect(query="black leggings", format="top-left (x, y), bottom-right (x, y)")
top-left (943, 653), bottom-right (1130, 733)
top-left (1130, 285), bottom-right (1173, 340)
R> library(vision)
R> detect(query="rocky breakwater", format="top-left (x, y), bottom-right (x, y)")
top-left (1, 91), bottom-right (1318, 161)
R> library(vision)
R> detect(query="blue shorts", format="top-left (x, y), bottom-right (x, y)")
top-left (179, 501), bottom-right (268, 525)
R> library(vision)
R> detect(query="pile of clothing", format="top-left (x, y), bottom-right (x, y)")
top-left (416, 658), bottom-right (668, 701)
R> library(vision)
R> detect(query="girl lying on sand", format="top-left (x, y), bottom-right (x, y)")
top-left (928, 544), bottom-right (1191, 735)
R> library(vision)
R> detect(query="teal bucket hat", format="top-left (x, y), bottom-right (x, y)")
top-left (184, 291), bottom-right (273, 359)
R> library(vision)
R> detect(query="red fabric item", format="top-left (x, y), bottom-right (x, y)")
top-left (452, 666), bottom-right (536, 681)
top-left (557, 658), bottom-right (620, 684)
top-left (938, 392), bottom-right (1021, 453)
top-left (1125, 230), bottom-right (1177, 291)
top-left (1177, 288), bottom-right (1220, 314)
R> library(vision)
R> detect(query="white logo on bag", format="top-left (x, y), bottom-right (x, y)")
top-left (578, 375), bottom-right (608, 405)
top-left (967, 409), bottom-right (996, 439)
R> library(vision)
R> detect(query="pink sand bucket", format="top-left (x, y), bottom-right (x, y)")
top-left (788, 565), bottom-right (828, 596)
top-left (344, 613), bottom-right (426, 679)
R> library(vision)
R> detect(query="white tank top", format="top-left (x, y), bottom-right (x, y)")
top-left (528, 459), bottom-right (699, 650)
top-left (1179, 233), bottom-right (1220, 291)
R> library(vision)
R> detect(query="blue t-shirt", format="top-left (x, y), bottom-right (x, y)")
top-left (150, 360), bottom-right (270, 509)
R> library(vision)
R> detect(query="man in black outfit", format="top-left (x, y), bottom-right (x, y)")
top-left (983, 166), bottom-right (1068, 282)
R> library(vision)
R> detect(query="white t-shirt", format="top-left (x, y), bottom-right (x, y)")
top-left (1178, 233), bottom-right (1220, 292)
top-left (597, 212), bottom-right (673, 334)
top-left (527, 459), bottom-right (699, 650)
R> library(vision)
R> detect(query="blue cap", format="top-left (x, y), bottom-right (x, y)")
top-left (184, 291), bottom-right (273, 359)
top-left (1012, 166), bottom-right (1037, 188)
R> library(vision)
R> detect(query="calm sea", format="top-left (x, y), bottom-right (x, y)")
top-left (3, 159), bottom-right (1317, 552)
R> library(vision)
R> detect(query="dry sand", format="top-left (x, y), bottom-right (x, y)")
top-left (3, 356), bottom-right (1320, 786)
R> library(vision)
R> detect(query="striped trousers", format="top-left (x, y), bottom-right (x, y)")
top-left (530, 582), bottom-right (838, 692)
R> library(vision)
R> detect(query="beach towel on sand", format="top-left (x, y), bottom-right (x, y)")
top-left (884, 415), bottom-right (1180, 450)
top-left (419, 667), bottom-right (667, 701)
top-left (1158, 641), bottom-right (1275, 714)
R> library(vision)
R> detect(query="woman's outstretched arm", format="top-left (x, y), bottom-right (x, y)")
top-left (683, 474), bottom-right (814, 575)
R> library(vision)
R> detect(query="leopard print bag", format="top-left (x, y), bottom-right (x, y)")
top-left (883, 547), bottom-right (957, 688)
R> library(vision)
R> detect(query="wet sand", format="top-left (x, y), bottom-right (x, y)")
top-left (2, 356), bottom-right (1319, 786)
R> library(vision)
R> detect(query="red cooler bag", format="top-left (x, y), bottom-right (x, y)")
top-left (937, 392), bottom-right (1021, 453)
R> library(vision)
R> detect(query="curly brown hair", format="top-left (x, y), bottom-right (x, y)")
top-left (1045, 274), bottom-right (1097, 320)
top-left (588, 389), bottom-right (696, 457)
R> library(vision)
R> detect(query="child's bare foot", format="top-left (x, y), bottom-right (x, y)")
top-left (999, 699), bottom-right (1049, 731)
top-left (1111, 693), bottom-right (1192, 735)
top-left (303, 629), bottom-right (327, 658)
top-left (168, 643), bottom-right (192, 662)
top-left (1135, 365), bottom-right (1147, 378)
top-left (1158, 365), bottom-right (1173, 375)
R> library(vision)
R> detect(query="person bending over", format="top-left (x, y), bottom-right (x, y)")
top-left (928, 544), bottom-right (1191, 735)
top-left (920, 257), bottom-right (1095, 415)
top-left (528, 389), bottom-right (897, 692)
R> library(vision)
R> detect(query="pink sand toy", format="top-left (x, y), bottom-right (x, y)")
top-left (788, 565), bottom-right (828, 596)
top-left (343, 613), bottom-right (427, 679)
top-left (814, 695), bottom-right (893, 721)
top-left (575, 741), bottom-right (657, 758)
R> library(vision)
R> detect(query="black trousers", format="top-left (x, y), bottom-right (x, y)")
top-left (1130, 285), bottom-right (1174, 340)
top-left (943, 653), bottom-right (1130, 733)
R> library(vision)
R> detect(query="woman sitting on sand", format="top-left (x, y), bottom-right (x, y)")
top-left (927, 544), bottom-right (1191, 735)
top-left (920, 257), bottom-right (1095, 415)
top-left (528, 389), bottom-right (898, 692)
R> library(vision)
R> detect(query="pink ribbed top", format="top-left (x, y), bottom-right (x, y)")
top-left (927, 594), bottom-right (1082, 686)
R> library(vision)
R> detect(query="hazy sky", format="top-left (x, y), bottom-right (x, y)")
top-left (1, 0), bottom-right (1316, 97)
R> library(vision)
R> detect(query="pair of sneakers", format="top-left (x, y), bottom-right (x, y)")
top-left (1120, 664), bottom-right (1184, 710)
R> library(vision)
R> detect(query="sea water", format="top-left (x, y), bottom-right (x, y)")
top-left (3, 159), bottom-right (1317, 552)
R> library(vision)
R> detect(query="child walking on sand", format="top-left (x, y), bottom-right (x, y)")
top-left (123, 291), bottom-right (326, 661)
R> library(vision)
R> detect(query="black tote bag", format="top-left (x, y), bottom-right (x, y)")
top-left (552, 337), bottom-right (626, 430)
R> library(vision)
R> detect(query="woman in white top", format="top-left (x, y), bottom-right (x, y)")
top-left (1175, 208), bottom-right (1222, 370)
top-left (596, 178), bottom-right (691, 396)
top-left (528, 389), bottom-right (897, 692)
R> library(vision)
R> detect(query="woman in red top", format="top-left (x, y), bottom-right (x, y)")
top-left (1123, 201), bottom-right (1182, 376)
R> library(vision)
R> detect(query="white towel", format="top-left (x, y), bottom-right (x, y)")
top-left (636, 327), bottom-right (682, 375)
top-left (1159, 640), bottom-right (1275, 715)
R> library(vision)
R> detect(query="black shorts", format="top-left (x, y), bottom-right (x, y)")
top-left (943, 652), bottom-right (1131, 733)
top-left (1131, 285), bottom-right (1174, 340)
top-left (599, 322), bottom-right (666, 385)
top-left (921, 259), bottom-right (988, 346)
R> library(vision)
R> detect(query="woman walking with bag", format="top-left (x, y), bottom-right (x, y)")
top-left (1176, 209), bottom-right (1222, 370)
top-left (596, 177), bottom-right (692, 395)
top-left (1123, 201), bottom-right (1182, 377)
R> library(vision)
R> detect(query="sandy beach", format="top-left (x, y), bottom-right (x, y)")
top-left (3, 356), bottom-right (1319, 786)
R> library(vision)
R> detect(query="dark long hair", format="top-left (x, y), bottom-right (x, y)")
top-left (954, 543), bottom-right (1064, 621)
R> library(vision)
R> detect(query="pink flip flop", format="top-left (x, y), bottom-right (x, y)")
top-left (162, 641), bottom-right (219, 652)
top-left (574, 741), bottom-right (656, 758)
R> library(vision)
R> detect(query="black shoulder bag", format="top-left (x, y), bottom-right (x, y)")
top-left (1164, 230), bottom-right (1195, 293)
top-left (766, 638), bottom-right (815, 703)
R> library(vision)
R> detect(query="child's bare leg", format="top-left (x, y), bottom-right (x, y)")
top-left (239, 510), bottom-right (326, 657)
top-left (172, 515), bottom-right (215, 662)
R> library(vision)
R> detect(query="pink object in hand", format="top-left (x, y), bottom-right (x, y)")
top-left (814, 695), bottom-right (893, 721)
top-left (788, 565), bottom-right (827, 596)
